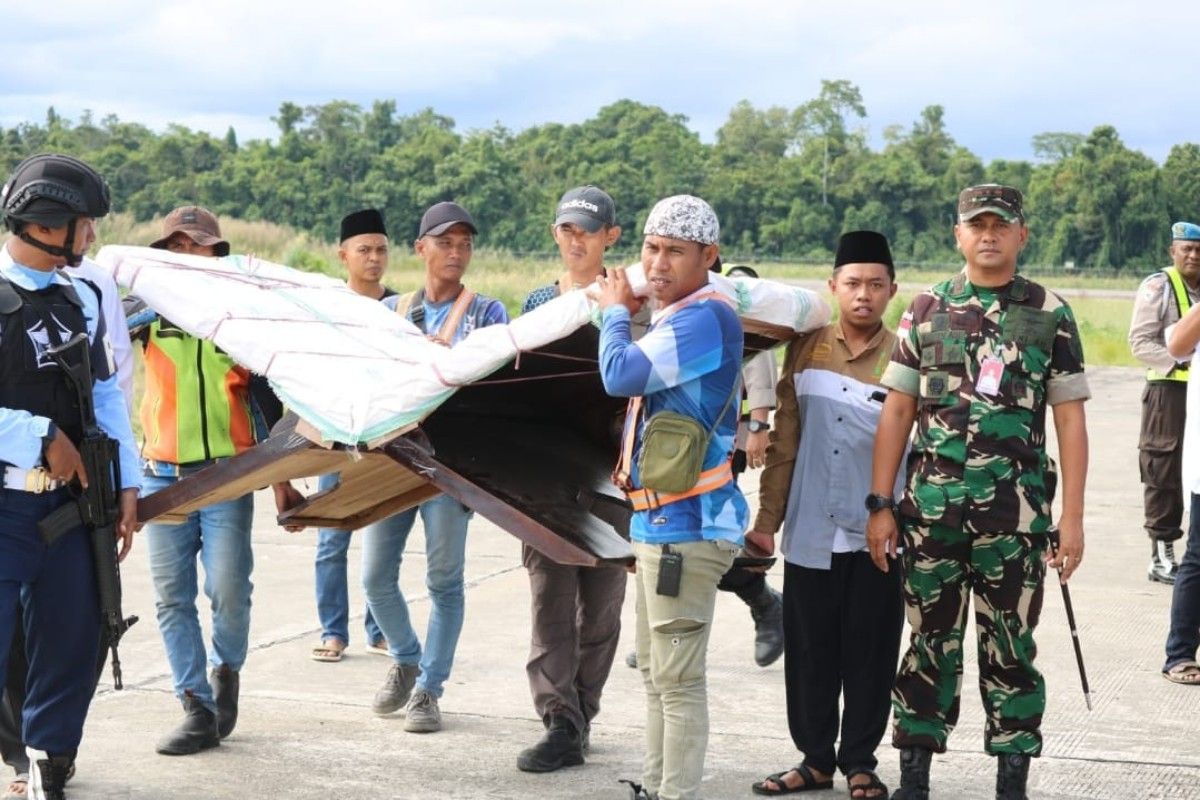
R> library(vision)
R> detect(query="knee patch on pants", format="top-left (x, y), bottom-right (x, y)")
top-left (649, 618), bottom-right (706, 692)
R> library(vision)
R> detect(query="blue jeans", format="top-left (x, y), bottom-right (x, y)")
top-left (143, 469), bottom-right (254, 712)
top-left (314, 473), bottom-right (380, 646)
top-left (362, 494), bottom-right (472, 698)
top-left (1165, 492), bottom-right (1200, 670)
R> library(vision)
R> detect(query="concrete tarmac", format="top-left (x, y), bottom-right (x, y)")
top-left (43, 366), bottom-right (1200, 798)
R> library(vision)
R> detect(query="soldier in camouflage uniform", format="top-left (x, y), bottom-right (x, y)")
top-left (866, 185), bottom-right (1091, 800)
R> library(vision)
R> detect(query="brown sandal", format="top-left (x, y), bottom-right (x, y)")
top-left (310, 638), bottom-right (347, 662)
top-left (1163, 660), bottom-right (1200, 685)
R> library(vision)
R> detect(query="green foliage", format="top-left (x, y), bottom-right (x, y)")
top-left (2, 86), bottom-right (1193, 272)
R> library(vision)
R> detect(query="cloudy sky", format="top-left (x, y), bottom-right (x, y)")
top-left (2, 1), bottom-right (1194, 163)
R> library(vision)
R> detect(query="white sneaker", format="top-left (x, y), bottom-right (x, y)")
top-left (404, 689), bottom-right (442, 733)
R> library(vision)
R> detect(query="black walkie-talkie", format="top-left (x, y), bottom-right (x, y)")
top-left (656, 544), bottom-right (683, 597)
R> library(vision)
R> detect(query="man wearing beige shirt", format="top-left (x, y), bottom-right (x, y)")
top-left (1128, 221), bottom-right (1200, 584)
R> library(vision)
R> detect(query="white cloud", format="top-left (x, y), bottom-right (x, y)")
top-left (0, 0), bottom-right (1195, 161)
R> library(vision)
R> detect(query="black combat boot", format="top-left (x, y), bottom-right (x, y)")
top-left (890, 746), bottom-right (932, 800)
top-left (749, 585), bottom-right (784, 667)
top-left (211, 664), bottom-right (240, 738)
top-left (995, 753), bottom-right (1031, 799)
top-left (30, 752), bottom-right (72, 800)
top-left (1149, 540), bottom-right (1178, 584)
top-left (155, 690), bottom-right (220, 755)
top-left (516, 715), bottom-right (584, 772)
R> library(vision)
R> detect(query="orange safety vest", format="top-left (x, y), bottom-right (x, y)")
top-left (140, 319), bottom-right (255, 464)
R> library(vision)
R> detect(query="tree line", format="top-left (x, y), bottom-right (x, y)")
top-left (3, 80), bottom-right (1197, 271)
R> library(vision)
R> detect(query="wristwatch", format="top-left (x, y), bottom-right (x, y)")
top-left (40, 421), bottom-right (58, 456)
top-left (864, 493), bottom-right (895, 512)
top-left (746, 420), bottom-right (770, 434)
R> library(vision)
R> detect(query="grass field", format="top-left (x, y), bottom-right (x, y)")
top-left (372, 260), bottom-right (1140, 369)
top-left (96, 213), bottom-right (1141, 368)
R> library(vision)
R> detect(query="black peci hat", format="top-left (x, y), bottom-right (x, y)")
top-left (834, 230), bottom-right (894, 278)
top-left (340, 208), bottom-right (388, 242)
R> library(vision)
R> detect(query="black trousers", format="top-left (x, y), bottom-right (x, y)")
top-left (783, 553), bottom-right (904, 776)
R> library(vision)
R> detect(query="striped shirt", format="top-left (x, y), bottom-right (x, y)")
top-left (599, 286), bottom-right (748, 545)
top-left (755, 322), bottom-right (903, 568)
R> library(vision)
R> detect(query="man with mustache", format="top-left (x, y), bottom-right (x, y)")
top-left (868, 185), bottom-right (1090, 799)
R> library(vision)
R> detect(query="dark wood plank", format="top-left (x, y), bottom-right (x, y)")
top-left (383, 436), bottom-right (625, 568)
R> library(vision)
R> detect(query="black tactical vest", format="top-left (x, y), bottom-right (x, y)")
top-left (0, 275), bottom-right (91, 446)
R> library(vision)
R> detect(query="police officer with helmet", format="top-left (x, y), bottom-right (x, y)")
top-left (0, 153), bottom-right (140, 800)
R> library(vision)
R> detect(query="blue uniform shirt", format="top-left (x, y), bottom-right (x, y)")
top-left (0, 246), bottom-right (141, 490)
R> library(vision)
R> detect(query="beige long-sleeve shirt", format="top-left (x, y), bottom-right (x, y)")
top-left (1129, 269), bottom-right (1200, 377)
top-left (735, 348), bottom-right (778, 450)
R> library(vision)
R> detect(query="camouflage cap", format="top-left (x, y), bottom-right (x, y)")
top-left (643, 194), bottom-right (719, 245)
top-left (1172, 221), bottom-right (1200, 241)
top-left (957, 184), bottom-right (1024, 224)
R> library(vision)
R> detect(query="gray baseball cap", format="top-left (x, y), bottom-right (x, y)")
top-left (418, 201), bottom-right (478, 238)
top-left (554, 186), bottom-right (616, 233)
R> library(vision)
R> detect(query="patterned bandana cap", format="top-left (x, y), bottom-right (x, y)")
top-left (643, 194), bottom-right (720, 245)
top-left (957, 184), bottom-right (1024, 223)
top-left (1172, 221), bottom-right (1200, 241)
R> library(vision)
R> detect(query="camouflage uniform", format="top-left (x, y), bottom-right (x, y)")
top-left (880, 270), bottom-right (1090, 756)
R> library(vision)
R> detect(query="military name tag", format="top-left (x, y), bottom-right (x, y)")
top-left (1003, 306), bottom-right (1056, 350)
top-left (977, 356), bottom-right (1004, 396)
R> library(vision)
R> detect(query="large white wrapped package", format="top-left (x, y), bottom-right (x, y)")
top-left (95, 246), bottom-right (828, 444)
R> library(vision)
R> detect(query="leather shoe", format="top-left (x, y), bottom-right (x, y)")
top-left (516, 715), bottom-right (584, 773)
top-left (211, 664), bottom-right (239, 739)
top-left (155, 691), bottom-right (220, 755)
top-left (749, 585), bottom-right (784, 667)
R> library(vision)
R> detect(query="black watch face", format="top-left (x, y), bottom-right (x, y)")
top-left (866, 494), bottom-right (890, 511)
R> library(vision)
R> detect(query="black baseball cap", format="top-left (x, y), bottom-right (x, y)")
top-left (554, 186), bottom-right (616, 233)
top-left (418, 201), bottom-right (478, 238)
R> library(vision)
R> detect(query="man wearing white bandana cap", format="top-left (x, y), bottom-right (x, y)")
top-left (597, 195), bottom-right (747, 800)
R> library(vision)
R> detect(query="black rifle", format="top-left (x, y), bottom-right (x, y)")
top-left (37, 333), bottom-right (137, 690)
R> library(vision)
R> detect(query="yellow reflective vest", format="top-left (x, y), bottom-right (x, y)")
top-left (1147, 267), bottom-right (1193, 383)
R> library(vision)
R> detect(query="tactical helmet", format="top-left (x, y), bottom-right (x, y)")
top-left (2, 153), bottom-right (110, 231)
top-left (1, 153), bottom-right (110, 266)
